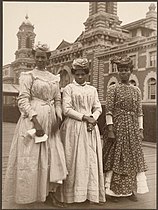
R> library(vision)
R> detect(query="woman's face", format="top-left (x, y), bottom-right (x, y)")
top-left (118, 67), bottom-right (131, 82)
top-left (74, 69), bottom-right (87, 85)
top-left (35, 50), bottom-right (47, 70)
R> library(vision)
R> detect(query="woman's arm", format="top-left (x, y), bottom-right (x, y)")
top-left (54, 82), bottom-right (62, 121)
top-left (137, 87), bottom-right (144, 128)
top-left (62, 85), bottom-right (84, 121)
top-left (105, 85), bottom-right (116, 139)
top-left (137, 87), bottom-right (144, 139)
top-left (18, 72), bottom-right (37, 120)
top-left (18, 72), bottom-right (44, 136)
top-left (91, 88), bottom-right (102, 121)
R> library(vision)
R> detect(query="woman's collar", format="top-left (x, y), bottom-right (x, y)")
top-left (73, 80), bottom-right (87, 86)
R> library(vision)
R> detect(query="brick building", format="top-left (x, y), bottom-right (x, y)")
top-left (3, 2), bottom-right (157, 141)
top-left (3, 2), bottom-right (157, 104)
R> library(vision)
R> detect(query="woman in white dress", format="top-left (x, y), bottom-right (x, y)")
top-left (3, 44), bottom-right (67, 207)
top-left (60, 58), bottom-right (106, 205)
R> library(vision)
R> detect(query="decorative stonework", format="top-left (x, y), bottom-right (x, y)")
top-left (98, 59), bottom-right (105, 100)
top-left (92, 56), bottom-right (99, 89)
top-left (129, 73), bottom-right (139, 87)
top-left (107, 76), bottom-right (118, 87)
top-left (11, 15), bottom-right (36, 84)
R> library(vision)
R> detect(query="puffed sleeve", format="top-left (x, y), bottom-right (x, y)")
top-left (17, 72), bottom-right (37, 120)
top-left (54, 82), bottom-right (62, 114)
top-left (92, 88), bottom-right (102, 120)
top-left (62, 85), bottom-right (84, 121)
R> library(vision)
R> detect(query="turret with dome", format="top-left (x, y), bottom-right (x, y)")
top-left (11, 15), bottom-right (36, 84)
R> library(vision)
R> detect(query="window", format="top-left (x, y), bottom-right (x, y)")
top-left (106, 2), bottom-right (113, 14)
top-left (129, 55), bottom-right (137, 69)
top-left (27, 64), bottom-right (31, 68)
top-left (109, 82), bottom-right (115, 86)
top-left (26, 37), bottom-right (32, 48)
top-left (148, 78), bottom-right (156, 100)
top-left (129, 80), bottom-right (136, 86)
top-left (149, 51), bottom-right (156, 67)
top-left (111, 63), bottom-right (117, 73)
top-left (93, 2), bottom-right (98, 14)
top-left (132, 30), bottom-right (137, 37)
top-left (3, 96), bottom-right (17, 106)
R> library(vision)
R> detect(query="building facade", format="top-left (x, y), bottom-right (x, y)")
top-left (3, 2), bottom-right (157, 105)
top-left (3, 2), bottom-right (157, 138)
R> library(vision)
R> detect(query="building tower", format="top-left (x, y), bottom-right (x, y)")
top-left (76, 2), bottom-right (130, 98)
top-left (11, 15), bottom-right (36, 84)
top-left (81, 2), bottom-right (129, 50)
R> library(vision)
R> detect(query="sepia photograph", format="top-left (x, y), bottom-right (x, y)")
top-left (2, 1), bottom-right (157, 209)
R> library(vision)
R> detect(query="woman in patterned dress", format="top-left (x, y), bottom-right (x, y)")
top-left (60, 58), bottom-right (106, 205)
top-left (3, 44), bottom-right (67, 207)
top-left (103, 56), bottom-right (149, 202)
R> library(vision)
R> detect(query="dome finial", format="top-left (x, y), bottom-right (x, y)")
top-left (146, 3), bottom-right (157, 18)
top-left (149, 3), bottom-right (156, 11)
top-left (25, 14), bottom-right (28, 20)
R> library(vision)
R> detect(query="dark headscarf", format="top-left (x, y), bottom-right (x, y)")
top-left (110, 56), bottom-right (134, 72)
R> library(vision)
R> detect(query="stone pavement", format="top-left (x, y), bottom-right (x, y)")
top-left (2, 123), bottom-right (157, 209)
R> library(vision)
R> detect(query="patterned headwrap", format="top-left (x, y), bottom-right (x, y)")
top-left (34, 42), bottom-right (49, 52)
top-left (110, 56), bottom-right (133, 70)
top-left (33, 42), bottom-right (51, 59)
top-left (72, 58), bottom-right (89, 70)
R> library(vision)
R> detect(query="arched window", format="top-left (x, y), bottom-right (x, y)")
top-left (109, 82), bottom-right (115, 86)
top-left (92, 2), bottom-right (98, 14)
top-left (148, 78), bottom-right (156, 99)
top-left (129, 79), bottom-right (136, 86)
top-left (26, 37), bottom-right (32, 48)
top-left (106, 2), bottom-right (113, 14)
top-left (18, 38), bottom-right (21, 49)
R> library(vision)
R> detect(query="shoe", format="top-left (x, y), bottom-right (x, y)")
top-left (127, 193), bottom-right (138, 202)
top-left (108, 196), bottom-right (119, 203)
top-left (88, 200), bottom-right (105, 206)
top-left (49, 192), bottom-right (66, 208)
top-left (98, 202), bottom-right (105, 206)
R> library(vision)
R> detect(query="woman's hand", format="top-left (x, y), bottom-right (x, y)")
top-left (107, 124), bottom-right (115, 139)
top-left (87, 123), bottom-right (95, 132)
top-left (32, 116), bottom-right (45, 137)
top-left (82, 115), bottom-right (97, 126)
top-left (139, 129), bottom-right (144, 140)
top-left (56, 109), bottom-right (62, 128)
top-left (108, 130), bottom-right (115, 139)
top-left (56, 109), bottom-right (62, 122)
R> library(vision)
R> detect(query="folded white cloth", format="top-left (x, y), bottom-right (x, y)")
top-left (27, 129), bottom-right (48, 143)
top-left (35, 134), bottom-right (48, 143)
top-left (27, 128), bottom-right (36, 137)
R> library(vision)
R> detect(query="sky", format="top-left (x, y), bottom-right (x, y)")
top-left (3, 1), bottom-right (157, 66)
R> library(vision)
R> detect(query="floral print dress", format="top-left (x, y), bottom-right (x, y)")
top-left (103, 83), bottom-right (149, 196)
top-left (3, 68), bottom-right (67, 204)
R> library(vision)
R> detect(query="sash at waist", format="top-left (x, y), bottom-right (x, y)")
top-left (32, 97), bottom-right (54, 106)
top-left (114, 108), bottom-right (137, 117)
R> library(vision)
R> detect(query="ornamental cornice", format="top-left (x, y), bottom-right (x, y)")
top-left (96, 38), bottom-right (157, 59)
top-left (11, 58), bottom-right (35, 64)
